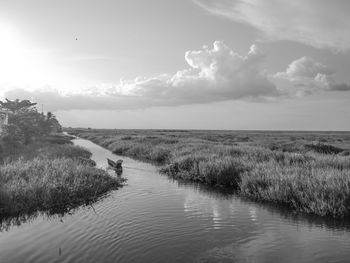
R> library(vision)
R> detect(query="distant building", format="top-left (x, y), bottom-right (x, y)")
top-left (0, 109), bottom-right (9, 135)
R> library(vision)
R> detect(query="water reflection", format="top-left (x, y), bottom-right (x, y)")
top-left (0, 214), bottom-right (39, 232)
top-left (249, 207), bottom-right (258, 222)
top-left (266, 205), bottom-right (350, 232)
top-left (0, 192), bottom-right (115, 232)
top-left (175, 178), bottom-right (350, 232)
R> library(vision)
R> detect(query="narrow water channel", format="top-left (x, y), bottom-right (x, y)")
top-left (1, 137), bottom-right (350, 263)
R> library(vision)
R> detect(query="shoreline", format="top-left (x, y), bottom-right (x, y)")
top-left (67, 128), bottom-right (350, 219)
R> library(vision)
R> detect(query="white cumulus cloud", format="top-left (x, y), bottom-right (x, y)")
top-left (274, 56), bottom-right (350, 93)
top-left (3, 41), bottom-right (281, 111)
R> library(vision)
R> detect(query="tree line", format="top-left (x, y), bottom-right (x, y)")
top-left (0, 99), bottom-right (62, 148)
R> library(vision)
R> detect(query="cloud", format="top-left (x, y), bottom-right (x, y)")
top-left (274, 56), bottom-right (350, 92)
top-left (329, 83), bottom-right (350, 91)
top-left (3, 41), bottom-right (281, 111)
top-left (194, 0), bottom-right (350, 52)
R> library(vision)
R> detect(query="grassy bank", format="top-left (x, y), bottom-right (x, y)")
top-left (0, 134), bottom-right (122, 218)
top-left (67, 128), bottom-right (350, 218)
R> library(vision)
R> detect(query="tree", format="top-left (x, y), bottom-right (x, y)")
top-left (0, 99), bottom-right (37, 113)
top-left (8, 108), bottom-right (47, 144)
top-left (46, 112), bottom-right (62, 133)
top-left (0, 99), bottom-right (62, 146)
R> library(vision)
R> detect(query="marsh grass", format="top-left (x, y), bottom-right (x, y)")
top-left (0, 137), bottom-right (122, 218)
top-left (68, 129), bottom-right (350, 218)
top-left (0, 158), bottom-right (120, 217)
top-left (304, 142), bottom-right (344, 154)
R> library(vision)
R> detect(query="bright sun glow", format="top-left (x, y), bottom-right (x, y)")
top-left (0, 22), bottom-right (52, 90)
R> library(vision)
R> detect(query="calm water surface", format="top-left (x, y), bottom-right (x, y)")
top-left (1, 138), bottom-right (350, 263)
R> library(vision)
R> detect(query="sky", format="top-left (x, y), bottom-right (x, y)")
top-left (0, 0), bottom-right (349, 130)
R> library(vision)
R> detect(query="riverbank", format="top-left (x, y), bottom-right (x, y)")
top-left (67, 128), bottom-right (350, 218)
top-left (0, 134), bottom-right (123, 218)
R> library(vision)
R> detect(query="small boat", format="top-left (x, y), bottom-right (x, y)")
top-left (107, 158), bottom-right (123, 175)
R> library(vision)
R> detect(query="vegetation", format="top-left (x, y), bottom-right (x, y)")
top-left (304, 142), bottom-right (344, 154)
top-left (67, 128), bottom-right (350, 218)
top-left (0, 99), bottom-right (122, 219)
top-left (0, 99), bottom-right (62, 146)
top-left (0, 146), bottom-right (120, 217)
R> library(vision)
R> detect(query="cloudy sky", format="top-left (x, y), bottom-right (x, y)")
top-left (0, 0), bottom-right (349, 130)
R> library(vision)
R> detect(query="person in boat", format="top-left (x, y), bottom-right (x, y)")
top-left (107, 158), bottom-right (123, 175)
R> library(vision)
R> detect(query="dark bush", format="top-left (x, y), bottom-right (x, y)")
top-left (304, 143), bottom-right (343, 154)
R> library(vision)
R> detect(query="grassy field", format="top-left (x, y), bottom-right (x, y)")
top-left (67, 128), bottom-right (350, 218)
top-left (0, 134), bottom-right (123, 218)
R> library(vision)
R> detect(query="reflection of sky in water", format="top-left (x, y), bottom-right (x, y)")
top-left (182, 186), bottom-right (350, 263)
top-left (183, 191), bottom-right (236, 230)
top-left (249, 206), bottom-right (258, 223)
top-left (183, 189), bottom-right (263, 230)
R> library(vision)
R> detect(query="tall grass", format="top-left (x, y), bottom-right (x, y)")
top-left (0, 139), bottom-right (122, 218)
top-left (70, 129), bottom-right (350, 218)
top-left (0, 158), bottom-right (120, 217)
